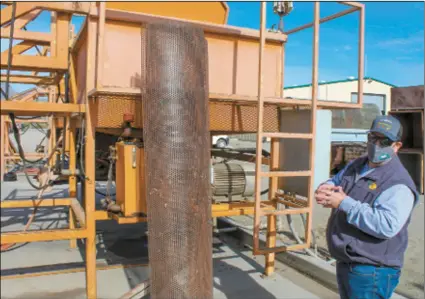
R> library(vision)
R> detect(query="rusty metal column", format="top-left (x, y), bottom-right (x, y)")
top-left (142, 22), bottom-right (212, 299)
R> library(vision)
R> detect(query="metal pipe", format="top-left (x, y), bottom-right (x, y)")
top-left (304, 1), bottom-right (320, 248)
top-left (356, 5), bottom-right (365, 107)
top-left (69, 198), bottom-right (86, 227)
top-left (61, 169), bottom-right (81, 176)
top-left (338, 1), bottom-right (364, 9)
top-left (285, 6), bottom-right (358, 35)
top-left (253, 0), bottom-right (267, 255)
top-left (4, 2), bottom-right (16, 100)
top-left (96, 1), bottom-right (106, 89)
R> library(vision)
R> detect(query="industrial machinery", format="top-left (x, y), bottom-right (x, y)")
top-left (0, 2), bottom-right (365, 298)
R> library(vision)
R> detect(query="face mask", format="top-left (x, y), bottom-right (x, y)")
top-left (367, 142), bottom-right (395, 164)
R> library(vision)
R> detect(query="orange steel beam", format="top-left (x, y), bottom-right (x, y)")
top-left (84, 4), bottom-right (97, 298)
top-left (1, 40), bottom-right (36, 61)
top-left (0, 28), bottom-right (53, 44)
top-left (0, 87), bottom-right (38, 103)
top-left (69, 57), bottom-right (78, 103)
top-left (0, 198), bottom-right (72, 209)
top-left (32, 2), bottom-right (91, 14)
top-left (0, 3), bottom-right (37, 26)
top-left (0, 102), bottom-right (86, 116)
top-left (1, 2), bottom-right (90, 26)
top-left (0, 55), bottom-right (68, 72)
top-left (1, 229), bottom-right (87, 244)
top-left (55, 12), bottom-right (71, 67)
top-left (3, 8), bottom-right (42, 30)
top-left (0, 75), bottom-right (54, 85)
top-left (4, 117), bottom-right (48, 123)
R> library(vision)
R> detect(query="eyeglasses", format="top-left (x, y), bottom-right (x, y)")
top-left (367, 133), bottom-right (393, 147)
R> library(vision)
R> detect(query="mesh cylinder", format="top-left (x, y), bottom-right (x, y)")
top-left (141, 22), bottom-right (212, 299)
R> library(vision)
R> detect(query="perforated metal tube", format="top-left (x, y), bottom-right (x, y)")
top-left (141, 22), bottom-right (212, 299)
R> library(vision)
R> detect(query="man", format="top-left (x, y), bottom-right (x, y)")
top-left (315, 115), bottom-right (419, 299)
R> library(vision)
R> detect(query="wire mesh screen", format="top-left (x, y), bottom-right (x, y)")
top-left (141, 22), bottom-right (213, 299)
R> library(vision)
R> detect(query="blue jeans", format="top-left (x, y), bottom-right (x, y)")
top-left (336, 262), bottom-right (401, 299)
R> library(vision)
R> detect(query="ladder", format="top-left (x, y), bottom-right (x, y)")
top-left (253, 2), bottom-right (319, 259)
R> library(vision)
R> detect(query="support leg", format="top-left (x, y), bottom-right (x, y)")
top-left (48, 87), bottom-right (56, 168)
top-left (85, 105), bottom-right (97, 299)
top-left (69, 208), bottom-right (77, 249)
top-left (68, 118), bottom-right (77, 197)
top-left (264, 138), bottom-right (280, 276)
top-left (265, 215), bottom-right (277, 275)
top-left (84, 11), bottom-right (97, 296)
top-left (1, 115), bottom-right (5, 181)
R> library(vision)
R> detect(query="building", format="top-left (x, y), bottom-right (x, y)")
top-left (284, 77), bottom-right (396, 143)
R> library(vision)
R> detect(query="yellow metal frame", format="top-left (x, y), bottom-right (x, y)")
top-left (0, 2), bottom-right (365, 298)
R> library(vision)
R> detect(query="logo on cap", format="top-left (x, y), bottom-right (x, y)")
top-left (376, 121), bottom-right (392, 131)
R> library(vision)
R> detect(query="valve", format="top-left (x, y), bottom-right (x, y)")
top-left (122, 113), bottom-right (134, 138)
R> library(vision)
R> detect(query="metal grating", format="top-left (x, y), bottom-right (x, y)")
top-left (90, 95), bottom-right (280, 133)
top-left (141, 21), bottom-right (213, 299)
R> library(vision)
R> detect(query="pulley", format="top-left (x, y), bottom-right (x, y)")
top-left (271, 2), bottom-right (294, 33)
top-left (273, 1), bottom-right (293, 17)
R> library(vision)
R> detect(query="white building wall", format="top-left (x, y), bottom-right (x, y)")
top-left (284, 79), bottom-right (393, 112)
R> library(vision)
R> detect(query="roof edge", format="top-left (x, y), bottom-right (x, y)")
top-left (284, 77), bottom-right (397, 90)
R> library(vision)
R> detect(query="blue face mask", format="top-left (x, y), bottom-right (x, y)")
top-left (367, 142), bottom-right (395, 163)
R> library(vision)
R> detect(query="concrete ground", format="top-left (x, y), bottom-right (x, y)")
top-left (2, 136), bottom-right (422, 298)
top-left (228, 138), bottom-right (425, 299)
top-left (1, 178), bottom-right (338, 299)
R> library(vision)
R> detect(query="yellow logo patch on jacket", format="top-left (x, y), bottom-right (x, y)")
top-left (368, 182), bottom-right (377, 190)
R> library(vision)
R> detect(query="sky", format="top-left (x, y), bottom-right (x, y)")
top-left (226, 1), bottom-right (424, 87)
top-left (1, 1), bottom-right (424, 94)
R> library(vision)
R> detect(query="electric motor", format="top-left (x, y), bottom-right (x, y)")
top-left (211, 162), bottom-right (255, 198)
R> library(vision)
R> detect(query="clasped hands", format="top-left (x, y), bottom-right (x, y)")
top-left (315, 184), bottom-right (347, 209)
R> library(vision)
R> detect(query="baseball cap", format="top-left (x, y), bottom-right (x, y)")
top-left (369, 115), bottom-right (403, 142)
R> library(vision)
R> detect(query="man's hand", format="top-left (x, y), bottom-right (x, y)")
top-left (315, 184), bottom-right (334, 205)
top-left (316, 183), bottom-right (334, 193)
top-left (315, 186), bottom-right (347, 209)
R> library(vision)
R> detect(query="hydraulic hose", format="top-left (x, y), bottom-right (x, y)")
top-left (76, 119), bottom-right (116, 197)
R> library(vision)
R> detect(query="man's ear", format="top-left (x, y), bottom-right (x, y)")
top-left (393, 141), bottom-right (403, 153)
